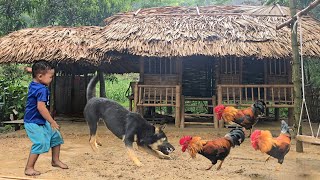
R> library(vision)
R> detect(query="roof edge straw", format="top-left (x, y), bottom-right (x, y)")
top-left (113, 13), bottom-right (289, 17)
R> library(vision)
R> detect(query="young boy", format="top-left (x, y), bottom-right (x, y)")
top-left (24, 60), bottom-right (68, 176)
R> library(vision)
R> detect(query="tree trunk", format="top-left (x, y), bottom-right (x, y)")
top-left (98, 70), bottom-right (106, 98)
top-left (289, 0), bottom-right (303, 152)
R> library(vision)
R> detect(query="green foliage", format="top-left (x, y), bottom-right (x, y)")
top-left (132, 0), bottom-right (230, 9)
top-left (184, 100), bottom-right (210, 114)
top-left (0, 0), bottom-right (35, 35)
top-left (95, 73), bottom-right (138, 107)
top-left (305, 58), bottom-right (320, 87)
top-left (0, 65), bottom-right (28, 121)
top-left (30, 0), bottom-right (136, 26)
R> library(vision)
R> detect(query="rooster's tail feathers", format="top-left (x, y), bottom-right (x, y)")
top-left (253, 100), bottom-right (266, 114)
top-left (280, 120), bottom-right (290, 135)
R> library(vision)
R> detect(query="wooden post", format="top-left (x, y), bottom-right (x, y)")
top-left (266, 108), bottom-right (270, 118)
top-left (288, 108), bottom-right (294, 126)
top-left (217, 86), bottom-right (222, 105)
top-left (275, 108), bottom-right (280, 121)
top-left (218, 119), bottom-right (224, 128)
top-left (289, 0), bottom-right (303, 152)
top-left (239, 58), bottom-right (243, 84)
top-left (139, 57), bottom-right (144, 82)
top-left (134, 83), bottom-right (138, 112)
top-left (176, 58), bottom-right (183, 84)
top-left (129, 98), bottom-right (133, 112)
top-left (71, 74), bottom-right (75, 113)
top-left (50, 72), bottom-right (56, 118)
top-left (175, 85), bottom-right (181, 128)
top-left (180, 95), bottom-right (185, 128)
top-left (213, 96), bottom-right (218, 129)
top-left (217, 85), bottom-right (224, 128)
top-left (264, 60), bottom-right (268, 84)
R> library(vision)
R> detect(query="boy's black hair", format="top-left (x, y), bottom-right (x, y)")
top-left (31, 60), bottom-right (54, 78)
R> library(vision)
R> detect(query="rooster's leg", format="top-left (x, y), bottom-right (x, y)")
top-left (216, 160), bottom-right (224, 170)
top-left (206, 164), bottom-right (214, 170)
top-left (275, 164), bottom-right (282, 171)
top-left (265, 156), bottom-right (271, 164)
top-left (245, 128), bottom-right (252, 138)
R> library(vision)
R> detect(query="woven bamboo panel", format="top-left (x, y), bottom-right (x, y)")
top-left (144, 75), bottom-right (178, 85)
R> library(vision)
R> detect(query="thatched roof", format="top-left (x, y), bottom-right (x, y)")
top-left (0, 5), bottom-right (319, 66)
top-left (0, 26), bottom-right (107, 64)
top-left (99, 5), bottom-right (320, 58)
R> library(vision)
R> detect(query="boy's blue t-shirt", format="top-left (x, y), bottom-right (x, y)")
top-left (24, 81), bottom-right (50, 125)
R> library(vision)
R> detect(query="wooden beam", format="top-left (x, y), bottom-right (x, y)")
top-left (296, 135), bottom-right (320, 145)
top-left (184, 122), bottom-right (214, 125)
top-left (276, 0), bottom-right (320, 30)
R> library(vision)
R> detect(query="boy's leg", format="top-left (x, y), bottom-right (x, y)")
top-left (51, 145), bottom-right (68, 169)
top-left (25, 153), bottom-right (41, 176)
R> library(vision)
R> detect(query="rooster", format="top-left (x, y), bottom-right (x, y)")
top-left (214, 100), bottom-right (266, 136)
top-left (250, 120), bottom-right (291, 170)
top-left (179, 129), bottom-right (245, 170)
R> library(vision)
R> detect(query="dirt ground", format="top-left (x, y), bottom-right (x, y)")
top-left (0, 119), bottom-right (320, 180)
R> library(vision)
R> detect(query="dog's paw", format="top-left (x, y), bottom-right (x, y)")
top-left (135, 161), bottom-right (144, 167)
top-left (97, 141), bottom-right (102, 146)
top-left (160, 155), bottom-right (173, 160)
top-left (90, 144), bottom-right (100, 152)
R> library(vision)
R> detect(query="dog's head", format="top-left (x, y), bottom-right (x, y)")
top-left (140, 124), bottom-right (175, 155)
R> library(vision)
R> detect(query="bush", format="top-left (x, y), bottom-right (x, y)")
top-left (0, 64), bottom-right (28, 121)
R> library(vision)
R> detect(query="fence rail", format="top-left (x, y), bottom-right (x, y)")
top-left (217, 84), bottom-right (294, 107)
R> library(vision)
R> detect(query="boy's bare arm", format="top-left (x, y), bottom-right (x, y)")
top-left (37, 101), bottom-right (59, 129)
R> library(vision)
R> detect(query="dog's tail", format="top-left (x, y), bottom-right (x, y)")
top-left (87, 75), bottom-right (99, 101)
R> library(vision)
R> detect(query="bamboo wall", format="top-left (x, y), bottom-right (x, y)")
top-left (55, 75), bottom-right (93, 115)
top-left (182, 57), bottom-right (215, 97)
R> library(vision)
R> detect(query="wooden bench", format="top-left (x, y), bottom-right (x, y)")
top-left (1, 119), bottom-right (24, 131)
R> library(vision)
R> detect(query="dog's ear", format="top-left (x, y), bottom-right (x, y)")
top-left (155, 124), bottom-right (167, 133)
top-left (160, 124), bottom-right (167, 131)
top-left (155, 125), bottom-right (160, 133)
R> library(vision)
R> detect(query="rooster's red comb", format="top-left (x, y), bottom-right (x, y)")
top-left (250, 130), bottom-right (261, 142)
top-left (214, 104), bottom-right (225, 113)
top-left (179, 136), bottom-right (192, 145)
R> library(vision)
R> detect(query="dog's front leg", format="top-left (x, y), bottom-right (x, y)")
top-left (126, 147), bottom-right (143, 167)
top-left (124, 136), bottom-right (143, 167)
top-left (139, 146), bottom-right (172, 160)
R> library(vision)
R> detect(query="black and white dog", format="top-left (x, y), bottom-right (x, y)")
top-left (84, 75), bottom-right (175, 166)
